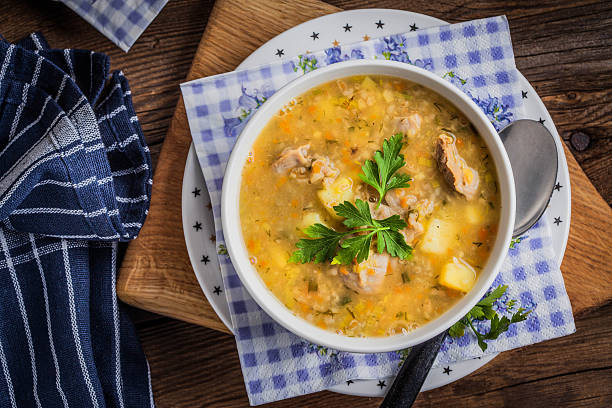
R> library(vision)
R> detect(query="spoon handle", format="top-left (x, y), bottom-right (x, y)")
top-left (380, 331), bottom-right (448, 408)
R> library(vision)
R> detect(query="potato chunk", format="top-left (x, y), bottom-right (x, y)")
top-left (360, 76), bottom-right (377, 90)
top-left (298, 212), bottom-right (326, 232)
top-left (269, 244), bottom-right (289, 268)
top-left (317, 177), bottom-right (354, 219)
top-left (419, 218), bottom-right (457, 254)
top-left (464, 205), bottom-right (482, 224)
top-left (439, 258), bottom-right (476, 292)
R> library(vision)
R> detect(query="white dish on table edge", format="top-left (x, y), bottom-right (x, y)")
top-left (181, 8), bottom-right (571, 395)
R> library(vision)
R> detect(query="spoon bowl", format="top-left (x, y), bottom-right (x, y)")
top-left (499, 119), bottom-right (558, 237)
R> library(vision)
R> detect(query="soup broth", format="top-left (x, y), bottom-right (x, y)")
top-left (239, 75), bottom-right (500, 337)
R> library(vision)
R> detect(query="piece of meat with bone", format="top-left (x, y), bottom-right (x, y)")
top-left (401, 211), bottom-right (424, 245)
top-left (340, 252), bottom-right (390, 294)
top-left (368, 197), bottom-right (432, 245)
top-left (272, 144), bottom-right (311, 173)
top-left (309, 156), bottom-right (339, 186)
top-left (336, 79), bottom-right (355, 97)
top-left (385, 188), bottom-right (418, 215)
top-left (273, 145), bottom-right (339, 185)
top-left (369, 201), bottom-right (396, 220)
top-left (435, 133), bottom-right (480, 200)
top-left (395, 113), bottom-right (422, 137)
top-left (396, 198), bottom-right (433, 245)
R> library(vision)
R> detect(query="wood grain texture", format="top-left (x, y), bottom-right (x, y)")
top-left (115, 0), bottom-right (612, 332)
top-left (0, 0), bottom-right (216, 148)
top-left (1, 0), bottom-right (611, 406)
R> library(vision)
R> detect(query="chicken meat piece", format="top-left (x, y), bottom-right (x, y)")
top-left (341, 253), bottom-right (390, 295)
top-left (416, 198), bottom-right (434, 216)
top-left (272, 144), bottom-right (311, 173)
top-left (385, 189), bottom-right (418, 215)
top-left (356, 183), bottom-right (433, 245)
top-left (401, 211), bottom-right (425, 245)
top-left (336, 79), bottom-right (355, 97)
top-left (288, 166), bottom-right (309, 182)
top-left (310, 156), bottom-right (339, 186)
top-left (435, 134), bottom-right (479, 200)
top-left (395, 113), bottom-right (422, 136)
top-left (369, 202), bottom-right (396, 220)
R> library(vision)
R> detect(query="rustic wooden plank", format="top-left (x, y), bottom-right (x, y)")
top-left (138, 303), bottom-right (612, 407)
top-left (0, 0), bottom-right (214, 151)
top-left (560, 142), bottom-right (612, 313)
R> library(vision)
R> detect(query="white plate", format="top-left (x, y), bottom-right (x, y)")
top-left (181, 9), bottom-right (571, 397)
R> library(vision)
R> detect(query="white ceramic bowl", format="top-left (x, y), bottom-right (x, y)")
top-left (222, 60), bottom-right (515, 353)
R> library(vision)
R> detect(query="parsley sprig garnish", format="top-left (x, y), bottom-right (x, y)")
top-left (449, 285), bottom-right (531, 351)
top-left (359, 133), bottom-right (411, 208)
top-left (289, 199), bottom-right (412, 265)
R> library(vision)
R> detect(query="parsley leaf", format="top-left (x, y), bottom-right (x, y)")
top-left (333, 233), bottom-right (374, 265)
top-left (334, 199), bottom-right (373, 228)
top-left (288, 223), bottom-right (347, 264)
top-left (449, 285), bottom-right (532, 351)
top-left (290, 199), bottom-right (413, 265)
top-left (359, 134), bottom-right (411, 208)
top-left (377, 229), bottom-right (412, 259)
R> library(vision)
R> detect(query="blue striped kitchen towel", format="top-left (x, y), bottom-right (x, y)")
top-left (57, 0), bottom-right (169, 51)
top-left (180, 16), bottom-right (575, 405)
top-left (0, 32), bottom-right (154, 407)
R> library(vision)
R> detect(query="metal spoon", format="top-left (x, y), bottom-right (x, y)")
top-left (380, 119), bottom-right (558, 408)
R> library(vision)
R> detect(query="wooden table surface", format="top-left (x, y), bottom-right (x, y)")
top-left (1, 0), bottom-right (611, 407)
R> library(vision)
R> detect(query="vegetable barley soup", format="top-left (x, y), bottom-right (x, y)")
top-left (239, 75), bottom-right (500, 337)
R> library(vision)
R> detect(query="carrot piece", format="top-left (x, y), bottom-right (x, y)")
top-left (279, 119), bottom-right (291, 134)
top-left (275, 176), bottom-right (288, 187)
top-left (478, 227), bottom-right (489, 240)
top-left (308, 105), bottom-right (317, 114)
top-left (291, 199), bottom-right (299, 208)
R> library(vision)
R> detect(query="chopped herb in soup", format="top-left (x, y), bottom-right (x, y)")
top-left (239, 75), bottom-right (500, 337)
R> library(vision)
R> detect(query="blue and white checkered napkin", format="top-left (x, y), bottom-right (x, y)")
top-left (180, 16), bottom-right (576, 405)
top-left (58, 0), bottom-right (169, 51)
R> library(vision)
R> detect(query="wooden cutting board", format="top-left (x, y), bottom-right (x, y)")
top-left (117, 0), bottom-right (612, 335)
